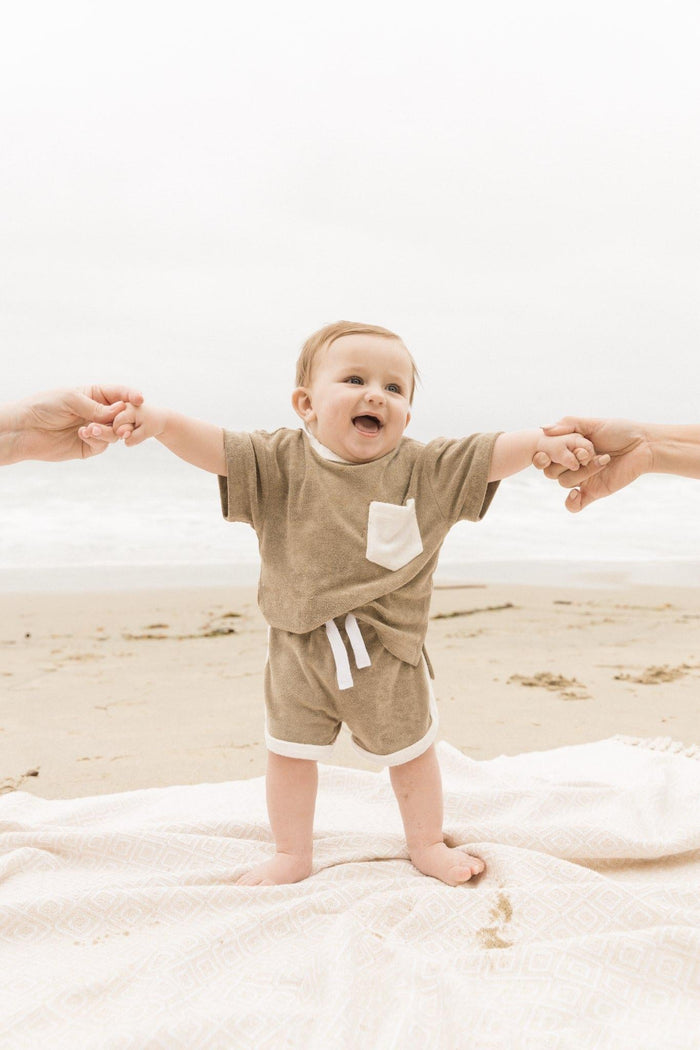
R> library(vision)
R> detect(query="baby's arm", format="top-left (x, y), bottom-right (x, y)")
top-left (488, 429), bottom-right (594, 482)
top-left (82, 402), bottom-right (226, 475)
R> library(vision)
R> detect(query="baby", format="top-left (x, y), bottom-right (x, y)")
top-left (82, 321), bottom-right (599, 888)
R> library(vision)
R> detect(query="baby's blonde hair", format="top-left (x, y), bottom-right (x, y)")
top-left (295, 320), bottom-right (420, 403)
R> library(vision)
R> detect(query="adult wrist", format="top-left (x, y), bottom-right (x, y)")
top-left (0, 399), bottom-right (26, 432)
top-left (646, 423), bottom-right (699, 477)
top-left (643, 423), bottom-right (665, 474)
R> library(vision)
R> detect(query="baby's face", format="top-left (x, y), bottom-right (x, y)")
top-left (293, 334), bottom-right (413, 463)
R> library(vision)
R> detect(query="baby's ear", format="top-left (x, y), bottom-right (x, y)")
top-left (291, 387), bottom-right (314, 423)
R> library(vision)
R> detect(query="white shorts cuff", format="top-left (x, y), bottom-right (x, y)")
top-left (265, 727), bottom-right (336, 761)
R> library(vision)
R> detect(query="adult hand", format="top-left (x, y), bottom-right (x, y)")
top-left (532, 417), bottom-right (653, 512)
top-left (5, 385), bottom-right (144, 463)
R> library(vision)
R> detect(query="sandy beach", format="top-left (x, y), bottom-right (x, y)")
top-left (2, 581), bottom-right (699, 799)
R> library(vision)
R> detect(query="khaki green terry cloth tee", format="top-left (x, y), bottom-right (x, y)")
top-left (218, 427), bottom-right (500, 668)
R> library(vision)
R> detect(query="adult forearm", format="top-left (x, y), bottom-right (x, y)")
top-left (648, 424), bottom-right (700, 479)
top-left (0, 402), bottom-right (26, 465)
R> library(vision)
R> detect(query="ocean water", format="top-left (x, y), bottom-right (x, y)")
top-left (2, 439), bottom-right (700, 591)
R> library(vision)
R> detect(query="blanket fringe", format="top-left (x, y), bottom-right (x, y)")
top-left (613, 734), bottom-right (700, 760)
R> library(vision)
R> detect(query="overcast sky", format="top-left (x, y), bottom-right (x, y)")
top-left (2, 0), bottom-right (698, 441)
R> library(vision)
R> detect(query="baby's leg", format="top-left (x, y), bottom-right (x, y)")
top-left (236, 751), bottom-right (317, 886)
top-left (389, 744), bottom-right (485, 886)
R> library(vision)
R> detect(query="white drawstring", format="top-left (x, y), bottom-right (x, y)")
top-left (345, 614), bottom-right (371, 669)
top-left (324, 614), bottom-right (372, 690)
top-left (324, 619), bottom-right (353, 690)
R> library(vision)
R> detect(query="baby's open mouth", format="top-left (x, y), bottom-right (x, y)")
top-left (352, 415), bottom-right (383, 435)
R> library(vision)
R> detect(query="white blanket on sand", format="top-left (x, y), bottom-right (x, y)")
top-left (1, 737), bottom-right (699, 1050)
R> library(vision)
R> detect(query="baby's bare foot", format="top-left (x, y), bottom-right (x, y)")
top-left (235, 851), bottom-right (313, 887)
top-left (409, 842), bottom-right (485, 886)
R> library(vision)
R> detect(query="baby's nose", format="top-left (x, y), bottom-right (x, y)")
top-left (365, 385), bottom-right (386, 403)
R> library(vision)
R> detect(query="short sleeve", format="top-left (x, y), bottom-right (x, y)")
top-left (423, 432), bottom-right (501, 523)
top-left (217, 430), bottom-right (261, 525)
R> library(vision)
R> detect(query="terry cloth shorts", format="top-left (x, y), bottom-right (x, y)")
top-left (264, 614), bottom-right (439, 767)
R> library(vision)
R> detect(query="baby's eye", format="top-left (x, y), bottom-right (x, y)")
top-left (387, 383), bottom-right (401, 394)
top-left (345, 376), bottom-right (364, 385)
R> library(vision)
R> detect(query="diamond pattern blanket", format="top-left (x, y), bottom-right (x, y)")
top-left (1, 738), bottom-right (699, 1049)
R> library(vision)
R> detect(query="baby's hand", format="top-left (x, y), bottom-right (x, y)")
top-left (111, 401), bottom-right (167, 446)
top-left (78, 401), bottom-right (165, 451)
top-left (535, 431), bottom-right (596, 471)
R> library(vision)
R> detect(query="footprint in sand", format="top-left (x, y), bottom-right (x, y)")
top-left (508, 672), bottom-right (590, 701)
top-left (614, 663), bottom-right (700, 685)
top-left (123, 611), bottom-right (242, 641)
top-left (0, 769), bottom-right (40, 795)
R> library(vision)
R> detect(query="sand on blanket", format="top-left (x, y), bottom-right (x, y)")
top-left (1, 738), bottom-right (699, 1050)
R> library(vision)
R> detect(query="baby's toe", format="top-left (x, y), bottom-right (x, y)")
top-left (459, 852), bottom-right (485, 876)
top-left (236, 871), bottom-right (259, 886)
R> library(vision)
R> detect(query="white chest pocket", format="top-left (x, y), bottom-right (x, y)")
top-left (366, 498), bottom-right (423, 572)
